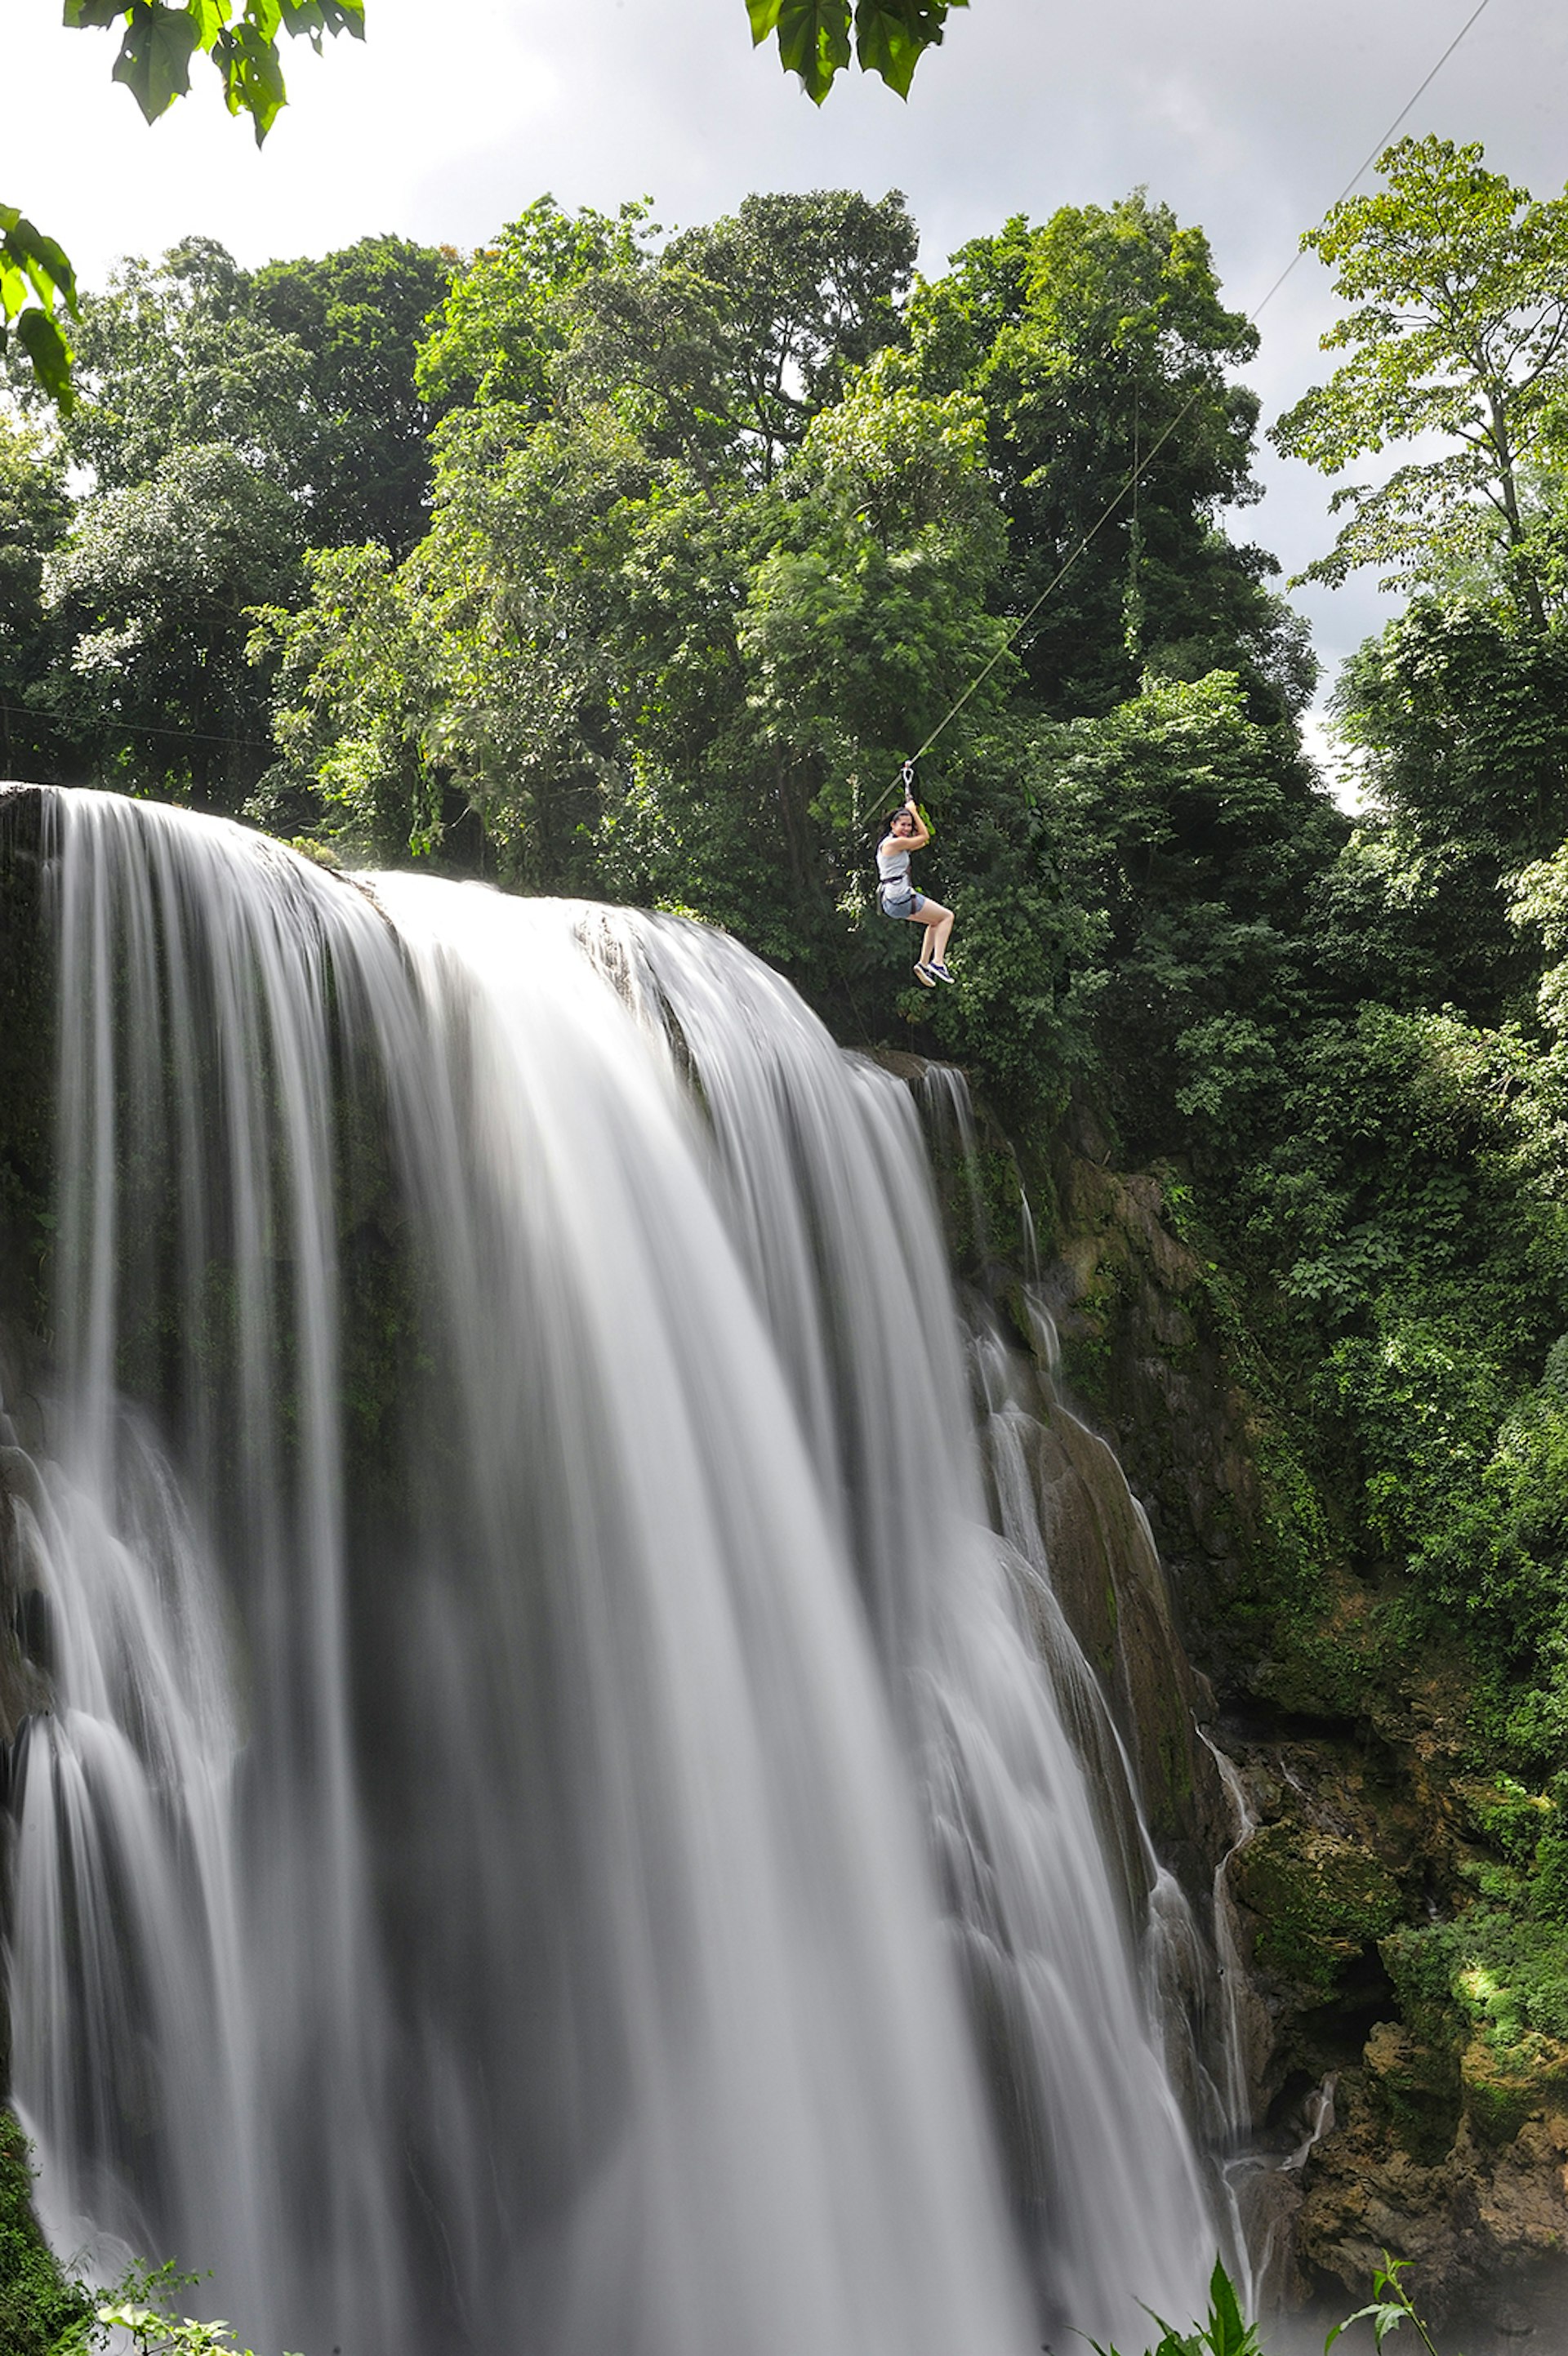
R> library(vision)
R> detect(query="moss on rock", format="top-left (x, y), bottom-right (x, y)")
top-left (1232, 1823), bottom-right (1403, 2004)
top-left (1363, 2020), bottom-right (1464, 2163)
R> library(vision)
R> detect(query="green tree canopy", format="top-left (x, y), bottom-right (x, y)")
top-left (0, 421), bottom-right (70, 779)
top-left (415, 198), bottom-right (658, 417)
top-left (255, 228), bottom-right (1008, 946)
top-left (27, 231), bottom-right (454, 554)
top-left (1272, 136), bottom-right (1568, 630)
top-left (50, 236), bottom-right (318, 489)
top-left (1326, 596), bottom-right (1568, 1023)
top-left (911, 194), bottom-right (1313, 720)
top-left (249, 233), bottom-right (454, 552)
top-left (43, 440), bottom-right (304, 808)
top-left (656, 190), bottom-right (918, 476)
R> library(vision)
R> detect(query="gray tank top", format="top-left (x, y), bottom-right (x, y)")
top-left (877, 845), bottom-right (913, 891)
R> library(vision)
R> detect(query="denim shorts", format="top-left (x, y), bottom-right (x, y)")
top-left (879, 887), bottom-right (924, 920)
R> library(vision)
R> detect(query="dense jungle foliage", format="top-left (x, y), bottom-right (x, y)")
top-left (9, 133), bottom-right (1568, 2115)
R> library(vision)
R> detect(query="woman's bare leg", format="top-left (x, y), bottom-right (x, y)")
top-left (918, 902), bottom-right (953, 965)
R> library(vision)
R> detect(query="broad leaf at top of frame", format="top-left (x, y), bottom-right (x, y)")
top-left (41, 1), bottom-right (363, 406)
top-left (853, 0), bottom-right (964, 98)
top-left (109, 2), bottom-right (204, 122)
top-left (215, 20), bottom-right (291, 140)
top-left (772, 0), bottom-right (853, 103)
top-left (278, 0), bottom-right (366, 46)
top-left (66, 1), bottom-right (366, 135)
top-left (747, 0), bottom-right (964, 101)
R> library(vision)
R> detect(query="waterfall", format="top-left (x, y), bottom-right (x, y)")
top-left (2, 788), bottom-right (1219, 2355)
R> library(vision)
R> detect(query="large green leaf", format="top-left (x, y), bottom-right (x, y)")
top-left (853, 0), bottom-right (963, 97)
top-left (68, 0), bottom-right (366, 138)
top-left (12, 308), bottom-right (75, 409)
top-left (110, 2), bottom-right (202, 120)
top-left (751, 0), bottom-right (957, 100)
top-left (32, 1), bottom-right (365, 409)
top-left (0, 210), bottom-right (78, 314)
top-left (773, 0), bottom-right (853, 101)
top-left (215, 20), bottom-right (289, 139)
top-left (278, 0), bottom-right (364, 38)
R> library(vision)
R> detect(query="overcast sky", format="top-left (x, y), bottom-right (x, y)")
top-left (11, 0), bottom-right (1568, 735)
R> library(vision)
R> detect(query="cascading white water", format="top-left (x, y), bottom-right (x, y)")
top-left (4, 789), bottom-right (1218, 2354)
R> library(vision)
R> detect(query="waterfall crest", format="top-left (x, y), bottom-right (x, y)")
top-left (4, 791), bottom-right (1216, 2354)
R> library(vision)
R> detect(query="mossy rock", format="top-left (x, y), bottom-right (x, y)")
top-left (1363, 2018), bottom-right (1463, 2162)
top-left (1460, 2028), bottom-right (1568, 2148)
top-left (1232, 1822), bottom-right (1403, 2003)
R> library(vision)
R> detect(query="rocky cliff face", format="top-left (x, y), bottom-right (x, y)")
top-left (0, 787), bottom-right (56, 1733)
top-left (1023, 1102), bottom-right (1568, 2341)
top-left (0, 787), bottom-right (51, 1339)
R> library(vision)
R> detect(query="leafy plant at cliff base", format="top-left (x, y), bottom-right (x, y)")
top-left (0, 2113), bottom-right (91, 2356)
top-left (60, 2302), bottom-right (262, 2356)
top-left (1089, 2256), bottom-right (1261, 2356)
top-left (1326, 2251), bottom-right (1447, 2356)
top-left (43, 2256), bottom-right (304, 2356)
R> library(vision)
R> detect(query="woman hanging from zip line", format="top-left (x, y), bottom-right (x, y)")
top-left (875, 777), bottom-right (956, 986)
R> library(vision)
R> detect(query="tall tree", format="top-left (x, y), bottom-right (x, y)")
top-left (255, 197), bottom-right (1004, 955)
top-left (1273, 136), bottom-right (1568, 631)
top-left (251, 234), bottom-right (455, 553)
top-left (415, 198), bottom-right (657, 417)
top-left (43, 442), bottom-right (303, 809)
top-left (0, 421), bottom-right (70, 779)
top-left (1328, 597), bottom-right (1568, 1022)
top-left (654, 190), bottom-right (918, 478)
top-left (912, 194), bottom-right (1312, 719)
top-left (49, 237), bottom-right (318, 491)
top-left (32, 232), bottom-right (454, 551)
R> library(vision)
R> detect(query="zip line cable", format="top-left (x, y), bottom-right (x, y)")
top-left (891, 0), bottom-right (1499, 798)
top-left (0, 699), bottom-right (272, 754)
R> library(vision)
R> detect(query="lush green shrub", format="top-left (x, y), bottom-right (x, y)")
top-left (0, 2113), bottom-right (91, 2356)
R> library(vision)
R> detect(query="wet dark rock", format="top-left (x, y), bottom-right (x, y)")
top-left (1027, 1130), bottom-right (1568, 2324)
